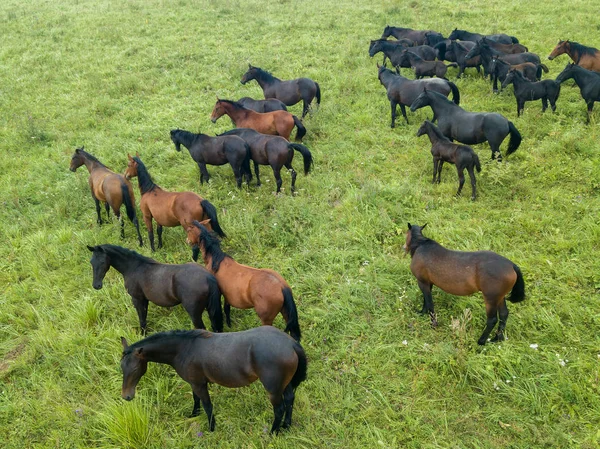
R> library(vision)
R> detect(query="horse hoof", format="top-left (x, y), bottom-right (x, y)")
top-left (490, 333), bottom-right (504, 343)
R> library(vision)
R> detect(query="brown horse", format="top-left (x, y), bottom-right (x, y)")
top-left (124, 154), bottom-right (225, 255)
top-left (548, 40), bottom-right (600, 72)
top-left (210, 99), bottom-right (306, 141)
top-left (404, 224), bottom-right (525, 345)
top-left (120, 326), bottom-right (307, 433)
top-left (70, 147), bottom-right (143, 246)
top-left (185, 220), bottom-right (301, 341)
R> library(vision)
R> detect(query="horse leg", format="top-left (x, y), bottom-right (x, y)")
top-left (267, 390), bottom-right (286, 434)
top-left (491, 299), bottom-right (509, 342)
top-left (477, 298), bottom-right (499, 345)
top-left (285, 162), bottom-right (297, 193)
top-left (400, 104), bottom-right (409, 125)
top-left (301, 99), bottom-right (309, 118)
top-left (541, 97), bottom-right (548, 113)
top-left (390, 100), bottom-right (398, 128)
top-left (587, 101), bottom-right (594, 124)
top-left (231, 163), bottom-right (243, 189)
top-left (273, 166), bottom-right (283, 194)
top-left (104, 202), bottom-right (110, 221)
top-left (282, 383), bottom-right (296, 429)
top-left (93, 195), bottom-right (103, 225)
top-left (432, 158), bottom-right (438, 184)
top-left (157, 224), bottom-right (163, 249)
top-left (191, 383), bottom-right (215, 431)
top-left (437, 160), bottom-right (444, 183)
top-left (182, 298), bottom-right (206, 330)
top-left (456, 166), bottom-right (465, 197)
top-left (198, 162), bottom-right (210, 185)
top-left (467, 166), bottom-right (477, 200)
top-left (417, 279), bottom-right (437, 327)
top-left (116, 210), bottom-right (125, 239)
top-left (489, 141), bottom-right (501, 162)
top-left (143, 216), bottom-right (155, 251)
top-left (132, 296), bottom-right (149, 335)
top-left (254, 161), bottom-right (261, 187)
top-left (492, 74), bottom-right (499, 94)
top-left (224, 300), bottom-right (231, 327)
top-left (132, 215), bottom-right (143, 246)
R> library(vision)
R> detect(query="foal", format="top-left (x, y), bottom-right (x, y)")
top-left (501, 69), bottom-right (561, 116)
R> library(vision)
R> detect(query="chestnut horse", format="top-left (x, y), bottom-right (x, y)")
top-left (404, 223), bottom-right (525, 345)
top-left (185, 220), bottom-right (301, 342)
top-left (210, 99), bottom-right (306, 141)
top-left (548, 40), bottom-right (600, 72)
top-left (70, 147), bottom-right (143, 246)
top-left (124, 155), bottom-right (225, 255)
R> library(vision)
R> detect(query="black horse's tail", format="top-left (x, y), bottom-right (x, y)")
top-left (206, 275), bottom-right (223, 332)
top-left (448, 81), bottom-right (460, 105)
top-left (120, 181), bottom-right (137, 223)
top-left (506, 121), bottom-right (521, 157)
top-left (539, 63), bottom-right (549, 74)
top-left (282, 287), bottom-right (301, 342)
top-left (242, 142), bottom-right (252, 182)
top-left (290, 341), bottom-right (307, 389)
top-left (474, 152), bottom-right (481, 173)
top-left (510, 36), bottom-right (519, 44)
top-left (293, 116), bottom-right (306, 141)
top-left (315, 82), bottom-right (321, 105)
top-left (288, 143), bottom-right (313, 175)
top-left (200, 199), bottom-right (226, 238)
top-left (507, 264), bottom-right (525, 303)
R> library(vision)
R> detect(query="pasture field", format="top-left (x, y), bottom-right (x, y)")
top-left (1, 0), bottom-right (600, 447)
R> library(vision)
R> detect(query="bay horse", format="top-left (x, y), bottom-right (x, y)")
top-left (87, 244), bottom-right (223, 334)
top-left (377, 64), bottom-right (460, 127)
top-left (169, 128), bottom-right (252, 188)
top-left (502, 69), bottom-right (561, 116)
top-left (240, 65), bottom-right (320, 118)
top-left (120, 326), bottom-right (307, 433)
top-left (380, 26), bottom-right (438, 45)
top-left (124, 154), bottom-right (225, 254)
top-left (369, 40), bottom-right (436, 70)
top-left (185, 220), bottom-right (301, 342)
top-left (448, 28), bottom-right (519, 44)
top-left (220, 128), bottom-right (313, 194)
top-left (489, 56), bottom-right (546, 93)
top-left (416, 120), bottom-right (481, 200)
top-left (399, 50), bottom-right (458, 79)
top-left (410, 89), bottom-right (521, 161)
top-left (70, 147), bottom-right (143, 246)
top-left (237, 96), bottom-right (288, 113)
top-left (548, 40), bottom-right (600, 72)
top-left (404, 223), bottom-right (525, 345)
top-left (555, 63), bottom-right (600, 122)
top-left (210, 99), bottom-right (306, 142)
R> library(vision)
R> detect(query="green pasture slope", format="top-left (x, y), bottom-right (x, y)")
top-left (1, 0), bottom-right (600, 447)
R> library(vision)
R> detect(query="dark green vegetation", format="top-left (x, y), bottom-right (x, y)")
top-left (1, 0), bottom-right (599, 447)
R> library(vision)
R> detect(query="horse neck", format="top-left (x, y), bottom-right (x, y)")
top-left (255, 71), bottom-right (280, 89)
top-left (136, 163), bottom-right (158, 195)
top-left (428, 93), bottom-right (457, 116)
top-left (379, 70), bottom-right (400, 87)
top-left (82, 155), bottom-right (104, 174)
top-left (105, 248), bottom-right (145, 277)
top-left (222, 104), bottom-right (247, 124)
top-left (423, 124), bottom-right (446, 144)
top-left (510, 72), bottom-right (527, 87)
top-left (177, 130), bottom-right (199, 149)
top-left (137, 335), bottom-right (187, 367)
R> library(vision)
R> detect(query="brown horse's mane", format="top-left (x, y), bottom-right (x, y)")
top-left (76, 148), bottom-right (106, 167)
top-left (132, 157), bottom-right (158, 194)
top-left (193, 221), bottom-right (231, 272)
top-left (566, 41), bottom-right (599, 57)
top-left (100, 244), bottom-right (158, 265)
top-left (408, 226), bottom-right (437, 256)
top-left (125, 329), bottom-right (211, 354)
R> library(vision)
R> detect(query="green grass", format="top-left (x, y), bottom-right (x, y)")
top-left (1, 0), bottom-right (600, 447)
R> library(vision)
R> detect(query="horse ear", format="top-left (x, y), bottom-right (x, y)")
top-left (422, 223), bottom-right (428, 230)
top-left (408, 223), bottom-right (412, 229)
top-left (135, 152), bottom-right (140, 157)
top-left (87, 245), bottom-right (96, 252)
top-left (377, 62), bottom-right (381, 68)
top-left (127, 153), bottom-right (133, 161)
top-left (248, 63), bottom-right (252, 68)
top-left (121, 337), bottom-right (129, 350)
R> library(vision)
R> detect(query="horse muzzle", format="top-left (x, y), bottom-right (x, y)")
top-left (92, 281), bottom-right (103, 290)
top-left (547, 55), bottom-right (554, 60)
top-left (121, 391), bottom-right (135, 401)
top-left (69, 167), bottom-right (76, 172)
top-left (210, 117), bottom-right (217, 124)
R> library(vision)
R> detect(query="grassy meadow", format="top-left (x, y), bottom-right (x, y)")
top-left (1, 0), bottom-right (600, 447)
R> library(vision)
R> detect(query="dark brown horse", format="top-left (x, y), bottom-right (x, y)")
top-left (124, 154), bottom-right (225, 254)
top-left (241, 65), bottom-right (320, 118)
top-left (502, 69), bottom-right (561, 116)
top-left (404, 224), bottom-right (525, 345)
top-left (237, 96), bottom-right (288, 113)
top-left (219, 128), bottom-right (313, 194)
top-left (210, 99), bottom-right (306, 141)
top-left (399, 50), bottom-right (458, 79)
top-left (548, 40), bottom-right (600, 72)
top-left (185, 221), bottom-right (301, 342)
top-left (380, 26), bottom-right (438, 45)
top-left (70, 147), bottom-right (143, 245)
top-left (88, 244), bottom-right (223, 334)
top-left (447, 28), bottom-right (519, 45)
top-left (120, 326), bottom-right (307, 433)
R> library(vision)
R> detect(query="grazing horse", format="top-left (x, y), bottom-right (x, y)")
top-left (124, 154), bottom-right (225, 253)
top-left (399, 50), bottom-right (458, 79)
top-left (120, 327), bottom-right (307, 433)
top-left (87, 244), bottom-right (223, 334)
top-left (410, 90), bottom-right (521, 161)
top-left (220, 128), bottom-right (313, 194)
top-left (380, 26), bottom-right (437, 45)
top-left (237, 97), bottom-right (288, 113)
top-left (448, 28), bottom-right (519, 44)
top-left (185, 221), bottom-right (301, 342)
top-left (489, 56), bottom-right (545, 92)
top-left (240, 65), bottom-right (320, 118)
top-left (416, 120), bottom-right (481, 200)
top-left (555, 63), bottom-right (600, 122)
top-left (548, 40), bottom-right (600, 72)
top-left (377, 64), bottom-right (460, 127)
top-left (369, 39), bottom-right (436, 70)
top-left (404, 223), bottom-right (525, 345)
top-left (169, 129), bottom-right (251, 188)
top-left (70, 147), bottom-right (143, 246)
top-left (210, 99), bottom-right (306, 142)
top-left (502, 69), bottom-right (561, 116)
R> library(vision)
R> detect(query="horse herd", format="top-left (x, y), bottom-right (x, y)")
top-left (67, 24), bottom-right (599, 435)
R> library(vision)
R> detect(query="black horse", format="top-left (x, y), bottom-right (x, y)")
top-left (381, 26), bottom-right (438, 45)
top-left (502, 69), bottom-right (561, 116)
top-left (377, 65), bottom-right (460, 127)
top-left (423, 31), bottom-right (446, 47)
top-left (448, 28), bottom-right (519, 44)
top-left (369, 40), bottom-right (436, 70)
top-left (399, 50), bottom-right (458, 79)
top-left (237, 97), bottom-right (288, 113)
top-left (170, 129), bottom-right (252, 188)
top-left (489, 56), bottom-right (544, 93)
top-left (448, 40), bottom-right (482, 78)
top-left (410, 89), bottom-right (521, 160)
top-left (464, 40), bottom-right (541, 78)
top-left (555, 63), bottom-right (600, 122)
top-left (368, 38), bottom-right (413, 65)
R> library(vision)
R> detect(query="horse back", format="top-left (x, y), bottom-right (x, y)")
top-left (135, 263), bottom-right (210, 307)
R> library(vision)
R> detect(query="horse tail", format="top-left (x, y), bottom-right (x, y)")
top-left (120, 181), bottom-right (137, 223)
top-left (510, 36), bottom-right (519, 44)
top-left (200, 199), bottom-right (226, 238)
top-left (242, 142), bottom-right (252, 180)
top-left (447, 81), bottom-right (460, 105)
top-left (474, 152), bottom-right (481, 173)
top-left (290, 341), bottom-right (308, 389)
top-left (536, 64), bottom-right (543, 80)
top-left (293, 116), bottom-right (306, 141)
top-left (288, 143), bottom-right (313, 175)
top-left (539, 63), bottom-right (549, 73)
top-left (282, 287), bottom-right (301, 342)
top-left (315, 82), bottom-right (321, 105)
top-left (506, 121), bottom-right (522, 157)
top-left (507, 264), bottom-right (525, 303)
top-left (206, 274), bottom-right (223, 332)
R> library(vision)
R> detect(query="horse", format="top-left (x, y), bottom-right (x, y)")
top-left (368, 38), bottom-right (414, 65)
top-left (416, 120), bottom-right (481, 200)
top-left (448, 28), bottom-right (519, 44)
top-left (410, 89), bottom-right (521, 161)
top-left (210, 99), bottom-right (306, 142)
top-left (219, 128), bottom-right (313, 194)
top-left (240, 65), bottom-right (320, 118)
top-left (548, 40), bottom-right (600, 72)
top-left (447, 40), bottom-right (482, 78)
top-left (369, 40), bottom-right (436, 69)
top-left (70, 147), bottom-right (143, 246)
top-left (169, 129), bottom-right (252, 188)
top-left (377, 64), bottom-right (460, 127)
top-left (404, 223), bottom-right (525, 345)
top-left (399, 50), bottom-right (458, 79)
top-left (464, 39), bottom-right (541, 78)
top-left (502, 69), bottom-right (561, 116)
top-left (555, 63), bottom-right (600, 122)
top-left (87, 244), bottom-right (223, 334)
top-left (489, 56), bottom-right (545, 93)
top-left (380, 26), bottom-right (437, 45)
top-left (120, 326), bottom-right (307, 433)
top-left (237, 96), bottom-right (288, 113)
top-left (479, 36), bottom-right (528, 54)
top-left (124, 154), bottom-right (225, 253)
top-left (423, 31), bottom-right (446, 47)
top-left (185, 220), bottom-right (301, 342)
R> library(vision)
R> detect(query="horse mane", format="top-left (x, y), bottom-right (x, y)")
top-left (125, 329), bottom-right (211, 353)
top-left (132, 157), bottom-right (157, 194)
top-left (76, 148), bottom-right (106, 167)
top-left (100, 244), bottom-right (158, 265)
top-left (250, 67), bottom-right (279, 83)
top-left (194, 221), bottom-right (231, 272)
top-left (567, 41), bottom-right (599, 57)
top-left (408, 226), bottom-right (437, 256)
top-left (218, 99), bottom-right (249, 110)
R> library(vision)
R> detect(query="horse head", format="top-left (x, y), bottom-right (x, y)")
top-left (555, 63), bottom-right (575, 84)
top-left (241, 64), bottom-right (258, 84)
top-left (87, 245), bottom-right (111, 290)
top-left (124, 154), bottom-right (139, 180)
top-left (120, 338), bottom-right (148, 401)
top-left (170, 129), bottom-right (182, 151)
top-left (409, 90), bottom-right (431, 112)
top-left (69, 147), bottom-right (86, 172)
top-left (548, 40), bottom-right (568, 60)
